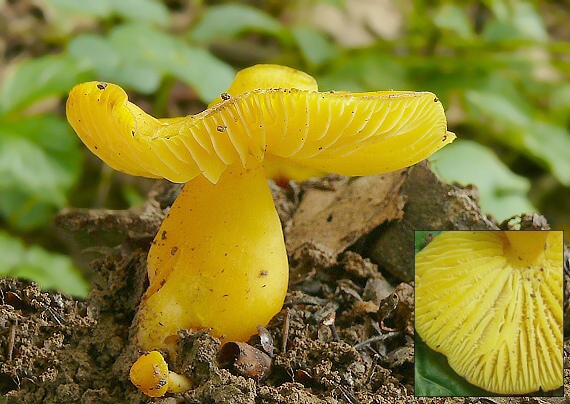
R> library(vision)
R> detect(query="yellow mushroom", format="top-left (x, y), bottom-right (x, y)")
top-left (415, 231), bottom-right (563, 394)
top-left (66, 64), bottom-right (454, 355)
top-left (129, 350), bottom-right (191, 397)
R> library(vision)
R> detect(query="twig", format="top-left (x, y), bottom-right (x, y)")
top-left (8, 319), bottom-right (17, 361)
top-left (281, 307), bottom-right (290, 354)
top-left (353, 332), bottom-right (400, 350)
top-left (334, 383), bottom-right (359, 404)
top-left (365, 355), bottom-right (379, 384)
top-left (322, 312), bottom-right (340, 342)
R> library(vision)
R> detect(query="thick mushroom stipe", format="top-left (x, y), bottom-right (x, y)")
top-left (415, 231), bottom-right (563, 394)
top-left (136, 156), bottom-right (288, 350)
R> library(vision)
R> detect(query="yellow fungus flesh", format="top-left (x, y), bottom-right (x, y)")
top-left (134, 156), bottom-right (288, 351)
top-left (129, 351), bottom-right (169, 397)
top-left (167, 371), bottom-right (192, 394)
top-left (504, 231), bottom-right (550, 266)
top-left (415, 231), bottom-right (563, 394)
top-left (129, 350), bottom-right (191, 397)
top-left (66, 65), bottom-right (455, 184)
top-left (66, 64), bottom-right (455, 357)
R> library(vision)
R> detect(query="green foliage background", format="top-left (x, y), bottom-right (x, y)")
top-left (0, 0), bottom-right (568, 298)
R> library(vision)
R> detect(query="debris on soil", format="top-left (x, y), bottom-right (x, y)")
top-left (1, 162), bottom-right (568, 403)
top-left (218, 342), bottom-right (272, 381)
top-left (0, 278), bottom-right (96, 402)
top-left (55, 203), bottom-right (163, 240)
top-left (285, 170), bottom-right (407, 255)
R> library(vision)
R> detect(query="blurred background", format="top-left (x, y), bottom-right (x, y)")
top-left (0, 0), bottom-right (568, 297)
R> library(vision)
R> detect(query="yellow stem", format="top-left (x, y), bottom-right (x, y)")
top-left (167, 371), bottom-right (192, 394)
top-left (133, 157), bottom-right (289, 354)
top-left (504, 231), bottom-right (550, 266)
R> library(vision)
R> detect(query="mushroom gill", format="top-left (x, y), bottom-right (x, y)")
top-left (66, 65), bottom-right (454, 184)
top-left (415, 231), bottom-right (563, 395)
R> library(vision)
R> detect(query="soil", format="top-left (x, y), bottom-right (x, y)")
top-left (0, 162), bottom-right (568, 403)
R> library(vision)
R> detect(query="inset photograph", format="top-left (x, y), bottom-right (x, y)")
top-left (414, 231), bottom-right (563, 397)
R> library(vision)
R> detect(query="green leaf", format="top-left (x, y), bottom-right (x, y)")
top-left (509, 1), bottom-right (548, 42)
top-left (167, 46), bottom-right (235, 102)
top-left (550, 83), bottom-right (570, 112)
top-left (190, 4), bottom-right (285, 42)
top-left (465, 76), bottom-right (570, 186)
top-left (69, 33), bottom-right (165, 94)
top-left (549, 83), bottom-right (570, 123)
top-left (319, 52), bottom-right (408, 92)
top-left (104, 63), bottom-right (162, 95)
top-left (415, 335), bottom-right (497, 396)
top-left (44, 0), bottom-right (111, 17)
top-left (433, 4), bottom-right (474, 39)
top-left (105, 24), bottom-right (175, 93)
top-left (0, 231), bottom-right (89, 297)
top-left (521, 121), bottom-right (570, 186)
top-left (0, 54), bottom-right (91, 114)
top-left (0, 136), bottom-right (66, 204)
top-left (483, 20), bottom-right (523, 43)
top-left (465, 87), bottom-right (531, 128)
top-left (483, 0), bottom-right (548, 43)
top-left (44, 0), bottom-right (169, 25)
top-left (122, 184), bottom-right (146, 207)
top-left (414, 231), bottom-right (442, 254)
top-left (0, 191), bottom-right (56, 230)
top-left (291, 25), bottom-right (338, 66)
top-left (106, 24), bottom-right (234, 101)
top-left (68, 34), bottom-right (121, 72)
top-left (111, 0), bottom-right (170, 26)
top-left (318, 0), bottom-right (345, 6)
top-left (431, 140), bottom-right (535, 220)
top-left (0, 115), bottom-right (82, 229)
top-left (68, 25), bottom-right (235, 99)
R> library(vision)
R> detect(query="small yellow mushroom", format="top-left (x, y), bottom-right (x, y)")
top-left (129, 351), bottom-right (191, 397)
top-left (415, 231), bottom-right (563, 394)
top-left (66, 64), bottom-right (454, 356)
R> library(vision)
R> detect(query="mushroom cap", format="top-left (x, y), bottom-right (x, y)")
top-left (415, 231), bottom-right (563, 394)
top-left (66, 64), bottom-right (454, 184)
top-left (129, 351), bottom-right (169, 397)
top-left (209, 64), bottom-right (318, 107)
